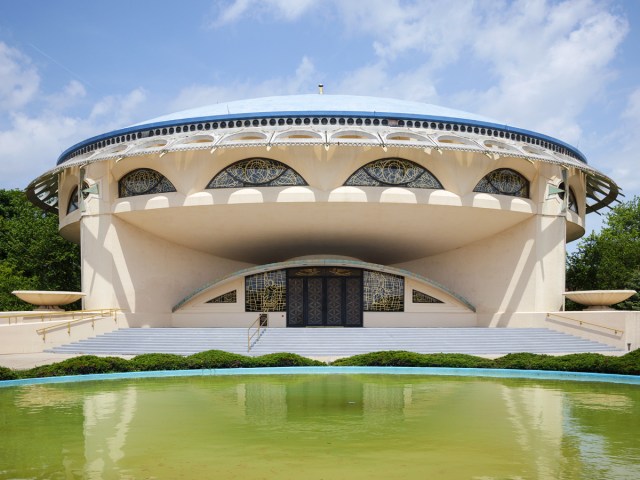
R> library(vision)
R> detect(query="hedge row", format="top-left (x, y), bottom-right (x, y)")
top-left (0, 349), bottom-right (639, 381)
top-left (332, 350), bottom-right (640, 375)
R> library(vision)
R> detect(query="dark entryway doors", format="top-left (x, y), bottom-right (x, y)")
top-left (286, 267), bottom-right (363, 327)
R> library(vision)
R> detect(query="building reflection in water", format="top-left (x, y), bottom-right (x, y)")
top-left (5, 375), bottom-right (639, 478)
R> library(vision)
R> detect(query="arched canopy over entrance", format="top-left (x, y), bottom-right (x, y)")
top-left (173, 259), bottom-right (475, 326)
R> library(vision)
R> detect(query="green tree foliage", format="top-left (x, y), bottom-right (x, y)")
top-left (566, 196), bottom-right (640, 310)
top-left (0, 189), bottom-right (81, 311)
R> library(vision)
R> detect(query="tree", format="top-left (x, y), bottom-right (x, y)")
top-left (566, 196), bottom-right (640, 310)
top-left (0, 189), bottom-right (81, 311)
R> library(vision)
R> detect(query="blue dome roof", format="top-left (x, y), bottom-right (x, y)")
top-left (132, 94), bottom-right (503, 127)
top-left (55, 93), bottom-right (587, 167)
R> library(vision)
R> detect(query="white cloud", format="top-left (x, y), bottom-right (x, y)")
top-left (0, 112), bottom-right (81, 184)
top-left (210, 0), bottom-right (628, 144)
top-left (0, 90), bottom-right (151, 190)
top-left (212, 0), bottom-right (317, 26)
top-left (338, 0), bottom-right (480, 68)
top-left (335, 62), bottom-right (439, 103)
top-left (0, 44), bottom-right (150, 190)
top-left (461, 0), bottom-right (628, 144)
top-left (169, 56), bottom-right (317, 111)
top-left (45, 80), bottom-right (87, 111)
top-left (0, 42), bottom-right (40, 110)
top-left (600, 86), bottom-right (640, 195)
top-left (89, 88), bottom-right (148, 127)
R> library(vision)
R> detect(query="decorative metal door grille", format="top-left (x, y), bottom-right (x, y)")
top-left (286, 268), bottom-right (363, 327)
top-left (345, 278), bottom-right (363, 326)
top-left (287, 278), bottom-right (304, 326)
top-left (326, 278), bottom-right (344, 326)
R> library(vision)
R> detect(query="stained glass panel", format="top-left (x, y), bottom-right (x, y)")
top-left (207, 290), bottom-right (237, 304)
top-left (67, 182), bottom-right (90, 214)
top-left (207, 158), bottom-right (307, 188)
top-left (363, 270), bottom-right (404, 312)
top-left (412, 290), bottom-right (443, 304)
top-left (119, 168), bottom-right (176, 198)
top-left (568, 188), bottom-right (578, 213)
top-left (245, 270), bottom-right (287, 312)
top-left (67, 187), bottom-right (79, 213)
top-left (345, 158), bottom-right (442, 189)
top-left (473, 169), bottom-right (529, 198)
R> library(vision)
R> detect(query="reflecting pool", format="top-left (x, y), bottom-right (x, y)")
top-left (1, 374), bottom-right (639, 479)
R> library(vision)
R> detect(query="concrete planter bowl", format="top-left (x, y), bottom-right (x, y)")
top-left (563, 290), bottom-right (636, 310)
top-left (11, 291), bottom-right (85, 311)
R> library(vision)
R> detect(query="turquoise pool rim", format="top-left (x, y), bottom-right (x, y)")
top-left (1, 366), bottom-right (639, 388)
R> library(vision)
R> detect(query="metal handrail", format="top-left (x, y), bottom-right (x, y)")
top-left (546, 312), bottom-right (624, 335)
top-left (34, 309), bottom-right (120, 341)
top-left (247, 313), bottom-right (268, 352)
top-left (0, 308), bottom-right (114, 325)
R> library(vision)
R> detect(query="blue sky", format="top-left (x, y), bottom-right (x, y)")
top-left (1, 0), bottom-right (639, 235)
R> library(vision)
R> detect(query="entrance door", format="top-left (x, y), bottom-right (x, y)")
top-left (287, 268), bottom-right (362, 327)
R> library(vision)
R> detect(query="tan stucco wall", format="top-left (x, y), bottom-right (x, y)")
top-left (394, 214), bottom-right (566, 321)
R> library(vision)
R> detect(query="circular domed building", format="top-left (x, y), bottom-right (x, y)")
top-left (27, 94), bottom-right (619, 329)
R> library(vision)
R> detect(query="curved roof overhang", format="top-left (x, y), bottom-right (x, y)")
top-left (27, 115), bottom-right (619, 215)
top-left (172, 258), bottom-right (476, 313)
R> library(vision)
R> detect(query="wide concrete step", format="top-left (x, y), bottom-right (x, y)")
top-left (46, 327), bottom-right (621, 357)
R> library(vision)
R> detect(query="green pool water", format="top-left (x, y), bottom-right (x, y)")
top-left (1, 374), bottom-right (639, 479)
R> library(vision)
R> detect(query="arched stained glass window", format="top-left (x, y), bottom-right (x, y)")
top-left (67, 186), bottom-right (79, 214)
top-left (66, 181), bottom-right (89, 214)
top-left (568, 188), bottom-right (578, 213)
top-left (207, 158), bottom-right (307, 189)
top-left (344, 158), bottom-right (442, 189)
top-left (473, 168), bottom-right (529, 198)
top-left (558, 182), bottom-right (579, 214)
top-left (118, 168), bottom-right (176, 198)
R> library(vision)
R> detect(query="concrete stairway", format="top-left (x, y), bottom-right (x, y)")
top-left (46, 327), bottom-right (621, 357)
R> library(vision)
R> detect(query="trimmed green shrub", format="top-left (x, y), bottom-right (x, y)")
top-left (253, 353), bottom-right (325, 367)
top-left (332, 351), bottom-right (493, 368)
top-left (187, 350), bottom-right (254, 369)
top-left (0, 366), bottom-right (18, 380)
top-left (130, 353), bottom-right (190, 371)
top-left (4, 348), bottom-right (638, 381)
top-left (23, 355), bottom-right (131, 378)
top-left (609, 349), bottom-right (640, 375)
top-left (543, 353), bottom-right (611, 374)
top-left (493, 352), bottom-right (551, 370)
